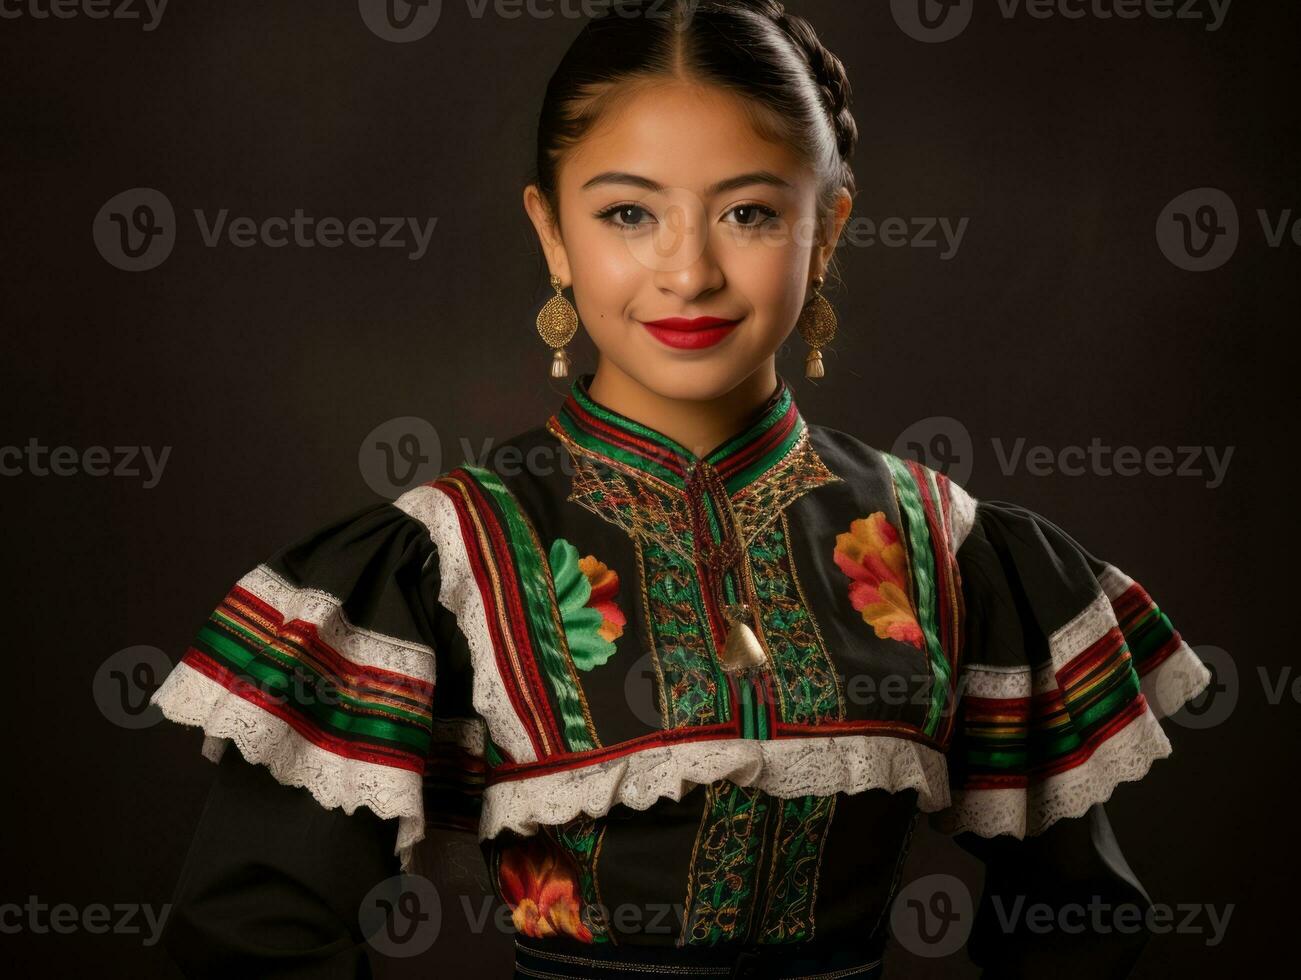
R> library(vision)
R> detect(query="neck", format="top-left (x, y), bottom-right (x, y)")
top-left (585, 360), bottom-right (781, 460)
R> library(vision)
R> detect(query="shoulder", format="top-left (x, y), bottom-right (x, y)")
top-left (805, 422), bottom-right (979, 550)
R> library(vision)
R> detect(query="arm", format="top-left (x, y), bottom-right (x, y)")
top-left (159, 749), bottom-right (400, 979)
top-left (955, 803), bottom-right (1153, 979)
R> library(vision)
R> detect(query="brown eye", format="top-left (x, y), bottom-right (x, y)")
top-left (726, 204), bottom-right (779, 228)
top-left (597, 204), bottom-right (655, 230)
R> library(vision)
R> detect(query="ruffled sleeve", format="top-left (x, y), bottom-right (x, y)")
top-left (149, 492), bottom-right (487, 872)
top-left (931, 497), bottom-right (1213, 839)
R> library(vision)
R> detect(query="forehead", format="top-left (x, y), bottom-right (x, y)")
top-left (562, 80), bottom-right (808, 193)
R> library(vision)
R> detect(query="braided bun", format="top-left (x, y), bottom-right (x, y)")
top-left (729, 0), bottom-right (858, 161)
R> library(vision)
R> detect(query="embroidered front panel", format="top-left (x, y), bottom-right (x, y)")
top-left (679, 780), bottom-right (836, 946)
top-left (639, 535), bottom-right (731, 727)
top-left (749, 512), bottom-right (843, 726)
top-left (755, 792), bottom-right (837, 944)
top-left (552, 421), bottom-right (843, 736)
top-left (680, 780), bottom-right (771, 945)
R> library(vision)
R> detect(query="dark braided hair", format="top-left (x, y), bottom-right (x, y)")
top-left (532, 0), bottom-right (857, 273)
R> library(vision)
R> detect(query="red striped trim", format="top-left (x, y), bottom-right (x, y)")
top-left (223, 587), bottom-right (435, 706)
top-left (429, 475), bottom-right (563, 762)
top-left (179, 649), bottom-right (426, 773)
top-left (486, 719), bottom-right (946, 785)
top-left (1056, 627), bottom-right (1130, 690)
top-left (907, 459), bottom-right (963, 743)
top-left (561, 395), bottom-right (691, 478)
top-left (958, 695), bottom-right (1150, 789)
top-left (712, 399), bottom-right (800, 481)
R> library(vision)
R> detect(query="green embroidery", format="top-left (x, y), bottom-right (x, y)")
top-left (756, 793), bottom-right (836, 943)
top-left (548, 537), bottom-right (619, 672)
top-left (750, 521), bottom-right (842, 726)
top-left (461, 465), bottom-right (596, 753)
top-left (884, 455), bottom-right (948, 737)
top-left (642, 537), bottom-right (729, 726)
top-left (683, 781), bottom-right (770, 945)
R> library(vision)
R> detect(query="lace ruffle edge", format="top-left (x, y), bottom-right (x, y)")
top-left (151, 660), bottom-right (426, 871)
top-left (479, 734), bottom-right (953, 841)
top-left (931, 648), bottom-right (1212, 839)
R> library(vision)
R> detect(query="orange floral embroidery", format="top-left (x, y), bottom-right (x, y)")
top-left (578, 555), bottom-right (627, 642)
top-left (497, 834), bottom-right (594, 943)
top-left (833, 512), bottom-right (924, 649)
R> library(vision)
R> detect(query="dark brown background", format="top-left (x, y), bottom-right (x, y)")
top-left (1, 0), bottom-right (1293, 976)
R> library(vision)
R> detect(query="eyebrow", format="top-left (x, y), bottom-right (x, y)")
top-left (580, 171), bottom-right (793, 197)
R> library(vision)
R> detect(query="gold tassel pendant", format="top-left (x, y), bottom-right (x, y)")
top-left (718, 603), bottom-right (767, 674)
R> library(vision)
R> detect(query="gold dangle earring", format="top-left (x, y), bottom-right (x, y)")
top-left (796, 274), bottom-right (838, 379)
top-left (536, 273), bottom-right (579, 379)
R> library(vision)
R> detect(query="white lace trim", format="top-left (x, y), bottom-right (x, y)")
top-left (958, 659), bottom-right (1054, 699)
top-left (931, 703), bottom-right (1174, 839)
top-left (1142, 640), bottom-right (1213, 720)
top-left (479, 734), bottom-right (953, 841)
top-left (1093, 563), bottom-right (1214, 718)
top-left (1050, 590), bottom-right (1119, 670)
top-left (958, 585), bottom-right (1119, 695)
top-left (946, 480), bottom-right (978, 552)
top-left (934, 569), bottom-right (1212, 837)
top-left (1097, 562), bottom-right (1135, 599)
top-left (236, 563), bottom-right (436, 681)
top-left (393, 483), bottom-right (540, 764)
top-left (151, 659), bottom-right (426, 871)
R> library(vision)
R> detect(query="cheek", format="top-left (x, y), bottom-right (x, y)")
top-left (564, 224), bottom-right (643, 319)
top-left (726, 248), bottom-right (807, 334)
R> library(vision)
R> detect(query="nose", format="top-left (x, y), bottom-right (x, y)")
top-left (650, 201), bottom-right (726, 303)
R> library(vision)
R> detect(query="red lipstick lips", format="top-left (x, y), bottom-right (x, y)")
top-left (641, 316), bottom-right (742, 351)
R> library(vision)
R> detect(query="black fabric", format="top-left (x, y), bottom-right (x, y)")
top-left (159, 750), bottom-right (399, 979)
top-left (955, 803), bottom-right (1153, 979)
top-left (957, 500), bottom-right (1113, 669)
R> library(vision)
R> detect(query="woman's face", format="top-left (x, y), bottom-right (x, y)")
top-left (525, 80), bottom-right (852, 403)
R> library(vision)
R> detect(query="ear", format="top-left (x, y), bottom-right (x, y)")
top-left (810, 187), bottom-right (854, 279)
top-left (523, 184), bottom-right (572, 284)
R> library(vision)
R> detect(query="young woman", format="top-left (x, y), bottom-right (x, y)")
top-left (149, 2), bottom-right (1212, 977)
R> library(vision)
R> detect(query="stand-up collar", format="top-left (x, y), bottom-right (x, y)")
top-left (547, 372), bottom-right (807, 496)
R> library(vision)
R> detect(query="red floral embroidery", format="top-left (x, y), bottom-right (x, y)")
top-left (497, 834), bottom-right (594, 943)
top-left (833, 512), bottom-right (924, 649)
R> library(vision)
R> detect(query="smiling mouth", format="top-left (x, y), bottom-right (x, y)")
top-left (640, 316), bottom-right (742, 351)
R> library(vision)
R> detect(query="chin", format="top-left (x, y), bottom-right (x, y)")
top-left (622, 356), bottom-right (767, 403)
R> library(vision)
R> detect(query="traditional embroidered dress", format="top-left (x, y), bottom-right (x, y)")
top-left (150, 372), bottom-right (1211, 978)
